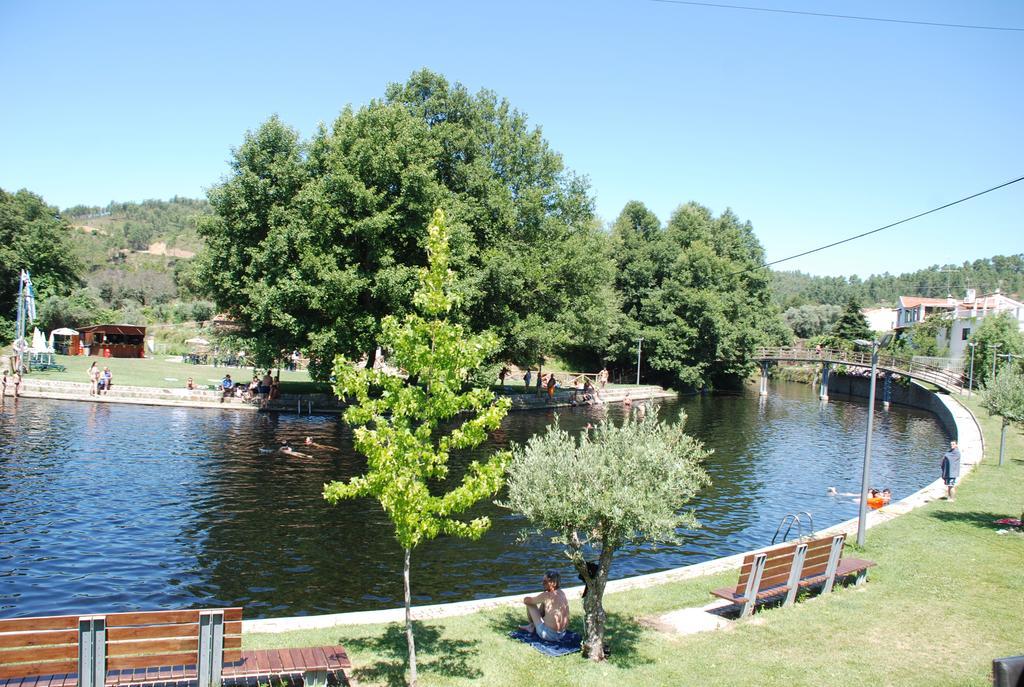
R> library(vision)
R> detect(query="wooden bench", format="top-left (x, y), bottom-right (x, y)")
top-left (0, 608), bottom-right (350, 687)
top-left (711, 533), bottom-right (875, 617)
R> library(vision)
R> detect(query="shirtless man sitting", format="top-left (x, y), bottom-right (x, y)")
top-left (520, 571), bottom-right (569, 642)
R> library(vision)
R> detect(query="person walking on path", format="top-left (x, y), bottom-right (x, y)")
top-left (598, 367), bottom-right (608, 391)
top-left (523, 369), bottom-right (532, 389)
top-left (941, 440), bottom-right (961, 501)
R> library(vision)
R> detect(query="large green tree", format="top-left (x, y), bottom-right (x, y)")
top-left (323, 210), bottom-right (511, 686)
top-left (606, 201), bottom-right (788, 389)
top-left (0, 188), bottom-right (82, 343)
top-left (198, 70), bottom-right (615, 379)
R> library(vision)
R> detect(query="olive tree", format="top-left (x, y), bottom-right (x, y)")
top-left (503, 413), bottom-right (711, 661)
top-left (980, 368), bottom-right (1024, 466)
top-left (323, 209), bottom-right (511, 686)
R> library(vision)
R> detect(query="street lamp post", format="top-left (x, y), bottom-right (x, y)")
top-left (854, 338), bottom-right (880, 547)
top-left (636, 338), bottom-right (643, 386)
top-left (967, 342), bottom-right (976, 396)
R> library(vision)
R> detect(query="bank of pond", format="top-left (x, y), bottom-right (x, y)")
top-left (0, 381), bottom-right (949, 618)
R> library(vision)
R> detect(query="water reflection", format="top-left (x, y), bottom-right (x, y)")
top-left (0, 382), bottom-right (948, 618)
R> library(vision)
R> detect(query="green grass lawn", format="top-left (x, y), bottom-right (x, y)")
top-left (19, 354), bottom-right (321, 392)
top-left (245, 394), bottom-right (1024, 687)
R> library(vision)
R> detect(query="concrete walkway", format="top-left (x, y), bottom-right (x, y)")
top-left (11, 378), bottom-right (258, 410)
top-left (244, 390), bottom-right (983, 635)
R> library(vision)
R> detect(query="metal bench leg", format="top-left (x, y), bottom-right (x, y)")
top-left (783, 544), bottom-right (808, 607)
top-left (820, 535), bottom-right (845, 595)
top-left (739, 553), bottom-right (767, 618)
top-left (303, 670), bottom-right (329, 687)
top-left (198, 610), bottom-right (225, 687)
top-left (78, 616), bottom-right (106, 687)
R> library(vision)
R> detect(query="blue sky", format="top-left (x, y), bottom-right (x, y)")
top-left (1, 0), bottom-right (1021, 278)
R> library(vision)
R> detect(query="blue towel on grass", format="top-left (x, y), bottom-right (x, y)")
top-left (508, 628), bottom-right (582, 656)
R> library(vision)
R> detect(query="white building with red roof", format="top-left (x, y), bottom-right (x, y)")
top-left (896, 289), bottom-right (1024, 358)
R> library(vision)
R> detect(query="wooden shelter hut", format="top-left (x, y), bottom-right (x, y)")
top-left (78, 324), bottom-right (147, 358)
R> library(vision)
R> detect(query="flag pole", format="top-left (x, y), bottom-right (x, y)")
top-left (15, 270), bottom-right (26, 373)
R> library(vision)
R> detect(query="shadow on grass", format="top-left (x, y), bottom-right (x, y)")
top-left (342, 621), bottom-right (481, 686)
top-left (486, 606), bottom-right (652, 669)
top-left (927, 509), bottom-right (1020, 531)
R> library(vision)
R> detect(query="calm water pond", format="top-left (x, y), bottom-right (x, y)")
top-left (0, 382), bottom-right (949, 619)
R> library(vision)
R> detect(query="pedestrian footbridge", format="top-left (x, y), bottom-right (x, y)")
top-left (753, 347), bottom-right (965, 396)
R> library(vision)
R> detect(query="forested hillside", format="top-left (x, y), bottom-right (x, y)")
top-left (64, 197), bottom-right (209, 257)
top-left (772, 255), bottom-right (1024, 308)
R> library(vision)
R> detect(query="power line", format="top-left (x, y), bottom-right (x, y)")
top-left (648, 0), bottom-right (1024, 32)
top-left (736, 175), bottom-right (1024, 276)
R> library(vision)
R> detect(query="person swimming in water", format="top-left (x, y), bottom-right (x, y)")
top-left (304, 436), bottom-right (339, 451)
top-left (279, 442), bottom-right (311, 458)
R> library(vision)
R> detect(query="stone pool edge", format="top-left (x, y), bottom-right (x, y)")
top-left (244, 389), bottom-right (982, 634)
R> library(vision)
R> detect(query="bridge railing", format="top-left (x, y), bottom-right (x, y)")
top-left (755, 347), bottom-right (964, 392)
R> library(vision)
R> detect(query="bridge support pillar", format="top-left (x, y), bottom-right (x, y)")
top-left (759, 362), bottom-right (769, 396)
top-left (819, 363), bottom-right (830, 402)
top-left (883, 372), bottom-right (892, 410)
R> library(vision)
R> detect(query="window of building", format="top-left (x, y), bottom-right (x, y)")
top-left (961, 328), bottom-right (971, 340)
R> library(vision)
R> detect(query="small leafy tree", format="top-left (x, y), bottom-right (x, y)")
top-left (503, 413), bottom-right (711, 661)
top-left (980, 368), bottom-right (1024, 466)
top-left (323, 209), bottom-right (512, 686)
top-left (970, 312), bottom-right (1024, 386)
top-left (829, 297), bottom-right (873, 344)
top-left (909, 312), bottom-right (950, 357)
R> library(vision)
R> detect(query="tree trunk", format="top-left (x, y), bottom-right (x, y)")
top-left (999, 420), bottom-right (1007, 466)
top-left (366, 346), bottom-right (378, 370)
top-left (404, 547), bottom-right (417, 686)
top-left (582, 585), bottom-right (606, 660)
top-left (580, 546), bottom-right (614, 661)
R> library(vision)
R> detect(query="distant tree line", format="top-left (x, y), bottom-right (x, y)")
top-left (772, 254), bottom-right (1024, 309)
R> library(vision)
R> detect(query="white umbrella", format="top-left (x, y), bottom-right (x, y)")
top-left (31, 328), bottom-right (47, 353)
top-left (185, 337), bottom-right (210, 346)
top-left (51, 327), bottom-right (79, 336)
top-left (47, 331), bottom-right (55, 352)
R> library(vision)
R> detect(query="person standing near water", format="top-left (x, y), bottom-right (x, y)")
top-left (87, 361), bottom-right (100, 396)
top-left (941, 440), bottom-right (961, 501)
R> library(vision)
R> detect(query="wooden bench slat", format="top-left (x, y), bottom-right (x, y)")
top-left (0, 645), bottom-right (79, 665)
top-left (0, 659), bottom-right (78, 679)
top-left (0, 617), bottom-right (80, 634)
top-left (106, 652), bottom-right (195, 672)
top-left (106, 637), bottom-right (197, 658)
top-left (0, 629), bottom-right (78, 649)
top-left (106, 624), bottom-right (198, 642)
top-left (103, 611), bottom-right (201, 627)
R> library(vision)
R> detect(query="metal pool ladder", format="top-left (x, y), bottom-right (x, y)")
top-left (771, 511), bottom-right (815, 544)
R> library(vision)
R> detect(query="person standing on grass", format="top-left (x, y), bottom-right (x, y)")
top-left (599, 367), bottom-right (608, 391)
top-left (941, 440), bottom-right (961, 501)
top-left (523, 369), bottom-right (532, 389)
